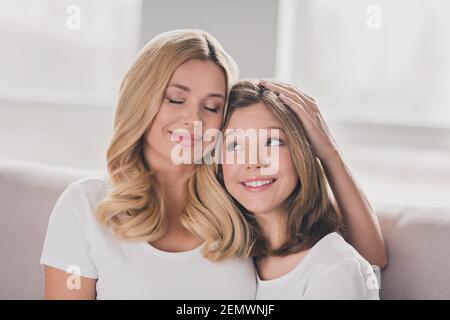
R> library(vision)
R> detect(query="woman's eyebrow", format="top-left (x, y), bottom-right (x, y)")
top-left (208, 93), bottom-right (226, 100)
top-left (168, 83), bottom-right (190, 92)
top-left (168, 83), bottom-right (225, 100)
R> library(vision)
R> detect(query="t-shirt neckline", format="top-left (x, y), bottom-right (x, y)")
top-left (140, 240), bottom-right (207, 259)
top-left (256, 232), bottom-right (340, 286)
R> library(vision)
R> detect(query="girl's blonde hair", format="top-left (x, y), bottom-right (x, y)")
top-left (95, 29), bottom-right (252, 261)
top-left (197, 79), bottom-right (345, 258)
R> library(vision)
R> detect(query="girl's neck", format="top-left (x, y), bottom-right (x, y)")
top-left (254, 209), bottom-right (312, 281)
top-left (255, 208), bottom-right (288, 251)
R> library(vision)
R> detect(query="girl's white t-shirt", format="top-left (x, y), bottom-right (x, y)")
top-left (256, 232), bottom-right (380, 300)
top-left (40, 173), bottom-right (257, 299)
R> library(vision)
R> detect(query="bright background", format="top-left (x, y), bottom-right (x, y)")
top-left (1, 0), bottom-right (449, 207)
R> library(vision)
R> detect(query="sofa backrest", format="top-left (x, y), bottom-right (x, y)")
top-left (1, 159), bottom-right (450, 299)
top-left (0, 160), bottom-right (100, 299)
top-left (376, 203), bottom-right (450, 299)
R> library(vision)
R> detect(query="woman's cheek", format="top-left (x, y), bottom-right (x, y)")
top-left (203, 116), bottom-right (223, 133)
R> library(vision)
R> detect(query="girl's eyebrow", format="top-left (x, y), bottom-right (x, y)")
top-left (167, 83), bottom-right (225, 100)
top-left (224, 126), bottom-right (285, 138)
top-left (258, 126), bottom-right (286, 136)
top-left (265, 126), bottom-right (285, 133)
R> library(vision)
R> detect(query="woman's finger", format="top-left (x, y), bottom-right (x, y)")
top-left (277, 81), bottom-right (316, 104)
top-left (279, 93), bottom-right (313, 126)
top-left (260, 81), bottom-right (307, 106)
top-left (260, 80), bottom-right (316, 110)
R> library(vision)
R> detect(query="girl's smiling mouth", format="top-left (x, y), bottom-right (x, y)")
top-left (240, 177), bottom-right (277, 192)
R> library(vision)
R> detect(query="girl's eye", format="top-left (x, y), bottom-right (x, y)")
top-left (167, 98), bottom-right (184, 104)
top-left (226, 142), bottom-right (242, 151)
top-left (204, 106), bottom-right (219, 113)
top-left (267, 138), bottom-right (283, 147)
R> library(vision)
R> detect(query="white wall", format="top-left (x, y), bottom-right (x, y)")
top-left (0, 0), bottom-right (279, 171)
top-left (2, 1), bottom-right (448, 207)
top-left (140, 0), bottom-right (278, 79)
top-left (0, 100), bottom-right (114, 170)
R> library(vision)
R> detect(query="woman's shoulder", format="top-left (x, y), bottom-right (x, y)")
top-left (55, 172), bottom-right (111, 226)
top-left (68, 172), bottom-right (111, 197)
top-left (41, 172), bottom-right (112, 278)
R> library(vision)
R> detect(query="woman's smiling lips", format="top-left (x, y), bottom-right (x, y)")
top-left (168, 130), bottom-right (202, 147)
top-left (240, 177), bottom-right (277, 192)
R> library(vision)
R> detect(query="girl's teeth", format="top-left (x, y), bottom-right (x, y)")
top-left (244, 179), bottom-right (273, 187)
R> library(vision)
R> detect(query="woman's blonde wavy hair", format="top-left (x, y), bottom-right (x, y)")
top-left (196, 79), bottom-right (345, 258)
top-left (95, 29), bottom-right (253, 262)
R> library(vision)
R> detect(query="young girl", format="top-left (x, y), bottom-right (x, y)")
top-left (195, 79), bottom-right (380, 299)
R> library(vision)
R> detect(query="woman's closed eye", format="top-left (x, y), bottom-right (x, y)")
top-left (166, 97), bottom-right (220, 113)
top-left (166, 97), bottom-right (184, 104)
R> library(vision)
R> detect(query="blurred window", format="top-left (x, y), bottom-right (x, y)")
top-left (0, 0), bottom-right (142, 107)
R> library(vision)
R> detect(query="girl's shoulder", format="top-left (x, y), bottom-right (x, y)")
top-left (300, 233), bottom-right (380, 299)
top-left (304, 232), bottom-right (373, 276)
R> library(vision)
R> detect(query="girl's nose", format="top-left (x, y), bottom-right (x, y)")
top-left (245, 154), bottom-right (270, 169)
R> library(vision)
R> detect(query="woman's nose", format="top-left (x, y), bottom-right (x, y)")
top-left (181, 103), bottom-right (202, 125)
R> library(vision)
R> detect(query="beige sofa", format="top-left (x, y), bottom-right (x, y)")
top-left (1, 159), bottom-right (450, 299)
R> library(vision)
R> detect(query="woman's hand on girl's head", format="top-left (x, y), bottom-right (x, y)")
top-left (259, 80), bottom-right (340, 163)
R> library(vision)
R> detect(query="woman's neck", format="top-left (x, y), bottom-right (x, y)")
top-left (147, 158), bottom-right (204, 250)
top-left (155, 169), bottom-right (192, 228)
top-left (146, 150), bottom-right (194, 223)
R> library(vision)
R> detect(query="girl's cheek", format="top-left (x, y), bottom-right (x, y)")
top-left (278, 150), bottom-right (295, 174)
top-left (222, 164), bottom-right (242, 188)
top-left (222, 163), bottom-right (235, 179)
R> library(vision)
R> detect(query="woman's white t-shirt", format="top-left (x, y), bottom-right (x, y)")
top-left (40, 173), bottom-right (257, 299)
top-left (256, 233), bottom-right (380, 300)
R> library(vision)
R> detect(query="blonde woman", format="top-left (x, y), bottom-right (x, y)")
top-left (40, 29), bottom-right (386, 299)
top-left (196, 79), bottom-right (380, 299)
